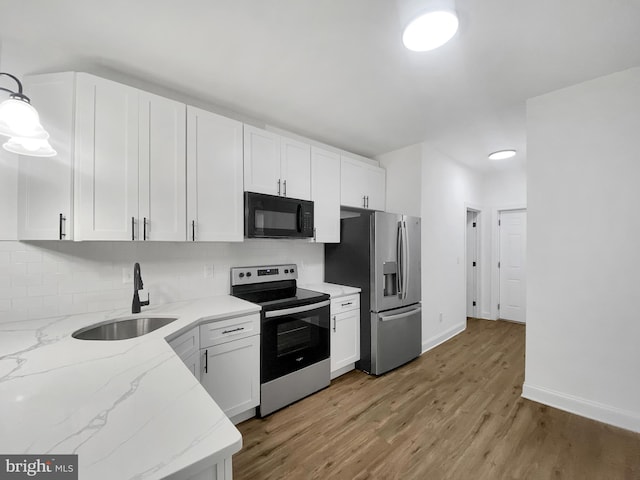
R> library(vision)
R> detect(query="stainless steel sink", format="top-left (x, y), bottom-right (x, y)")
top-left (72, 316), bottom-right (178, 341)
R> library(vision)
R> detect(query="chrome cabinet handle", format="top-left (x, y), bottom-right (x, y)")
top-left (204, 349), bottom-right (208, 374)
top-left (333, 315), bottom-right (337, 332)
top-left (143, 217), bottom-right (148, 241)
top-left (59, 213), bottom-right (66, 240)
top-left (277, 179), bottom-right (281, 195)
top-left (363, 195), bottom-right (366, 208)
top-left (283, 179), bottom-right (287, 196)
top-left (191, 220), bottom-right (196, 241)
top-left (131, 216), bottom-right (135, 241)
top-left (341, 302), bottom-right (352, 307)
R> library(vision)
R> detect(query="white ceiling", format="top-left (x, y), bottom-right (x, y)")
top-left (1, 0), bottom-right (639, 171)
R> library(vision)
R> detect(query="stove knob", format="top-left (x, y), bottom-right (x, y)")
top-left (246, 272), bottom-right (252, 277)
top-left (239, 272), bottom-right (244, 278)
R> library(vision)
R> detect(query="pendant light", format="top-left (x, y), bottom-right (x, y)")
top-left (397, 0), bottom-right (459, 52)
top-left (0, 72), bottom-right (56, 157)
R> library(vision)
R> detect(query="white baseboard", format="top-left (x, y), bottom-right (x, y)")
top-left (229, 408), bottom-right (256, 425)
top-left (522, 383), bottom-right (640, 433)
top-left (421, 322), bottom-right (466, 354)
top-left (331, 363), bottom-right (355, 380)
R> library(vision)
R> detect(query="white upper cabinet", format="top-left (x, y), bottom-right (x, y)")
top-left (75, 74), bottom-right (187, 241)
top-left (244, 125), bottom-right (311, 200)
top-left (243, 125), bottom-right (281, 196)
top-left (75, 74), bottom-right (140, 241)
top-left (340, 156), bottom-right (386, 211)
top-left (18, 73), bottom-right (75, 240)
top-left (311, 147), bottom-right (340, 243)
top-left (187, 106), bottom-right (244, 242)
top-left (139, 92), bottom-right (187, 241)
top-left (280, 137), bottom-right (311, 200)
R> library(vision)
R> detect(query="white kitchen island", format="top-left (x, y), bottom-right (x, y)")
top-left (0, 296), bottom-right (260, 480)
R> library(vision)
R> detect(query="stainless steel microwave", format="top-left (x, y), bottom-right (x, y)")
top-left (244, 192), bottom-right (314, 239)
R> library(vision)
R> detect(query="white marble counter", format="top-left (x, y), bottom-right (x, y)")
top-left (0, 296), bottom-right (261, 480)
top-left (301, 282), bottom-right (361, 298)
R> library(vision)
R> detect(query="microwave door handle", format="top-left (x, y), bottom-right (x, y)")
top-left (297, 204), bottom-right (303, 233)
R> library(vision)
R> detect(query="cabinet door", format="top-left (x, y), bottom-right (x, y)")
top-left (181, 350), bottom-right (202, 382)
top-left (187, 106), bottom-right (244, 242)
top-left (311, 147), bottom-right (340, 242)
top-left (74, 74), bottom-right (139, 240)
top-left (139, 92), bottom-right (186, 241)
top-left (18, 73), bottom-right (75, 240)
top-left (201, 336), bottom-right (260, 418)
top-left (340, 156), bottom-right (367, 209)
top-left (243, 125), bottom-right (281, 196)
top-left (364, 164), bottom-right (386, 211)
top-left (281, 136), bottom-right (311, 200)
top-left (331, 309), bottom-right (360, 374)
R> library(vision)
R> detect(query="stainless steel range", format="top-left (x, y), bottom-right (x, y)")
top-left (230, 264), bottom-right (330, 417)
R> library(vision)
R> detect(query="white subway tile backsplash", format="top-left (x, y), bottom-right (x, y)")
top-left (0, 240), bottom-right (324, 323)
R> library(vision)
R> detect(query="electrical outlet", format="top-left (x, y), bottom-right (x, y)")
top-left (122, 267), bottom-right (133, 284)
top-left (204, 264), bottom-right (215, 278)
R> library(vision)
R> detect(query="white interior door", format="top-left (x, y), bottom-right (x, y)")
top-left (466, 210), bottom-right (478, 317)
top-left (499, 209), bottom-right (527, 323)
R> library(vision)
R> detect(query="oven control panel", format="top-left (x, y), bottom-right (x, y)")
top-left (231, 264), bottom-right (298, 286)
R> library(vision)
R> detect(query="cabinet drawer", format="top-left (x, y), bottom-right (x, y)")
top-left (200, 313), bottom-right (260, 348)
top-left (168, 327), bottom-right (199, 362)
top-left (331, 294), bottom-right (360, 315)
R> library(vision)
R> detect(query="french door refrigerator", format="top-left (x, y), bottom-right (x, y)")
top-left (325, 209), bottom-right (421, 375)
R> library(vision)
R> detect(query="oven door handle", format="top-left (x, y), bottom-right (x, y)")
top-left (264, 300), bottom-right (330, 318)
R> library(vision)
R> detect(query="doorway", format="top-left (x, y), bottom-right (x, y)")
top-left (466, 209), bottom-right (479, 318)
top-left (498, 209), bottom-right (527, 323)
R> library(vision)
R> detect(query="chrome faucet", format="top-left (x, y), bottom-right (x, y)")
top-left (132, 262), bottom-right (150, 314)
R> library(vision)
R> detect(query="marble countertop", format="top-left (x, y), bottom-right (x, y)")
top-left (301, 282), bottom-right (361, 298)
top-left (0, 296), bottom-right (261, 480)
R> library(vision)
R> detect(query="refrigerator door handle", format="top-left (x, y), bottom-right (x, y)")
top-left (396, 222), bottom-right (403, 298)
top-left (379, 306), bottom-right (422, 322)
top-left (403, 220), bottom-right (409, 300)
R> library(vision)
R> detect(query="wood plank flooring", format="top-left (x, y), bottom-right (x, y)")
top-left (234, 318), bottom-right (640, 479)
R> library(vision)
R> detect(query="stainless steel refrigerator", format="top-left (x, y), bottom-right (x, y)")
top-left (325, 209), bottom-right (421, 375)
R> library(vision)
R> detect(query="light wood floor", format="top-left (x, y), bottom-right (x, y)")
top-left (234, 318), bottom-right (640, 479)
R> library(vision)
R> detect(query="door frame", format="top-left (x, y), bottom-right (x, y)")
top-left (494, 206), bottom-right (527, 321)
top-left (464, 205), bottom-right (482, 320)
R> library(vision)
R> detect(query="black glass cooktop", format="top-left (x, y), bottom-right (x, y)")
top-left (231, 281), bottom-right (329, 311)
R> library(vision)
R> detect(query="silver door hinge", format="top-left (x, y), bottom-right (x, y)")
top-left (498, 219), bottom-right (501, 226)
top-left (472, 222), bottom-right (476, 227)
top-left (498, 303), bottom-right (500, 310)
top-left (472, 261), bottom-right (477, 267)
top-left (498, 261), bottom-right (501, 268)
top-left (472, 301), bottom-right (476, 306)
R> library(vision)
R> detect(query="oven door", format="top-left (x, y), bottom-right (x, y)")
top-left (261, 300), bottom-right (330, 383)
top-left (245, 192), bottom-right (314, 238)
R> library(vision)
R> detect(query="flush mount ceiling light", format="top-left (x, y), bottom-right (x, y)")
top-left (397, 0), bottom-right (459, 52)
top-left (0, 72), bottom-right (56, 157)
top-left (488, 149), bottom-right (517, 160)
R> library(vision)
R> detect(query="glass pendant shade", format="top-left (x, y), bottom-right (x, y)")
top-left (0, 97), bottom-right (49, 139)
top-left (3, 136), bottom-right (57, 157)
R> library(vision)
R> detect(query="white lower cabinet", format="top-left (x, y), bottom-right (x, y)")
top-left (330, 294), bottom-right (360, 378)
top-left (168, 327), bottom-right (201, 381)
top-left (189, 458), bottom-right (233, 480)
top-left (199, 314), bottom-right (260, 419)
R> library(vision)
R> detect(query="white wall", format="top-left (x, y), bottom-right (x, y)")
top-left (0, 240), bottom-right (323, 323)
top-left (524, 66), bottom-right (640, 432)
top-left (376, 143), bottom-right (422, 217)
top-left (479, 168), bottom-right (527, 319)
top-left (421, 144), bottom-right (482, 351)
